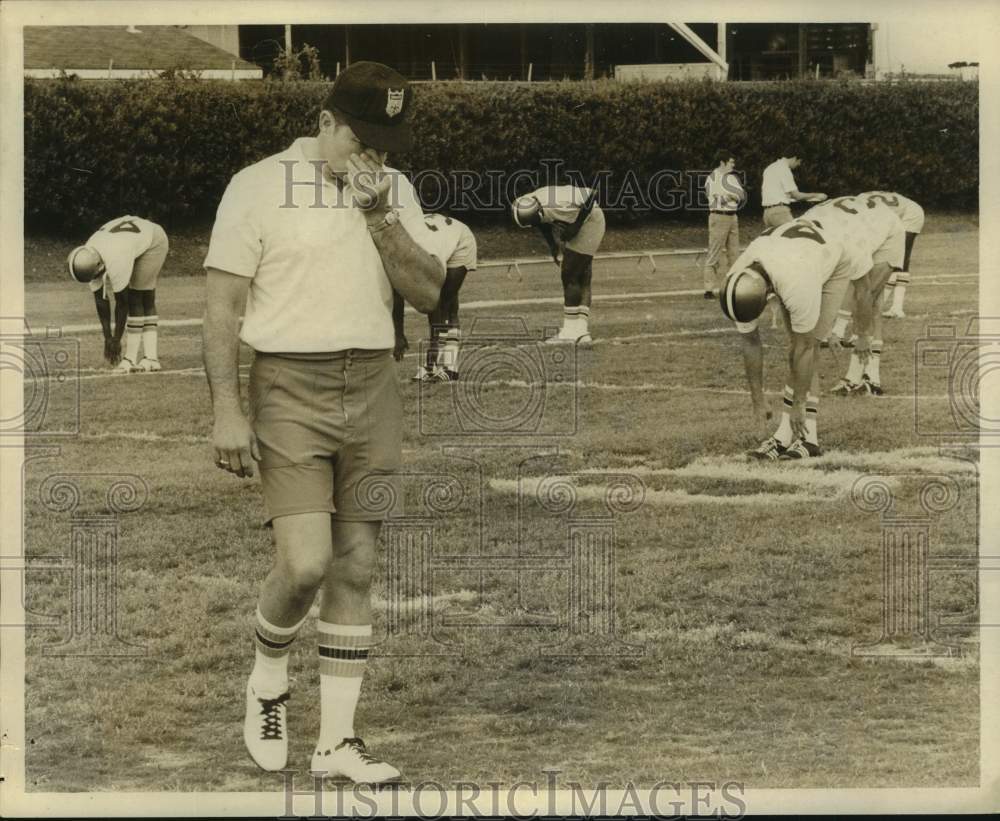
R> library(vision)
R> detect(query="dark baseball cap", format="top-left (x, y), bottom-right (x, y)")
top-left (323, 61), bottom-right (413, 153)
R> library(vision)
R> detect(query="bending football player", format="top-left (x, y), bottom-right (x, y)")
top-left (856, 191), bottom-right (924, 318)
top-left (803, 195), bottom-right (906, 396)
top-left (393, 213), bottom-right (478, 382)
top-left (512, 185), bottom-right (604, 345)
top-left (720, 218), bottom-right (877, 460)
top-left (67, 215), bottom-right (169, 373)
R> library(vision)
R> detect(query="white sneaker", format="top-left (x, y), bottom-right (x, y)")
top-left (311, 737), bottom-right (401, 784)
top-left (112, 358), bottom-right (135, 374)
top-left (244, 682), bottom-right (289, 771)
top-left (136, 357), bottom-right (161, 372)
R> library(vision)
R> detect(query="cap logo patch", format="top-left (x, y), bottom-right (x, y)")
top-left (385, 89), bottom-right (405, 117)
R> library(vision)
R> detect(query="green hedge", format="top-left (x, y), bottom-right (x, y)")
top-left (25, 77), bottom-right (978, 232)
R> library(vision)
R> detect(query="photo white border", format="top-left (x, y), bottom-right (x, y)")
top-left (1, 0), bottom-right (997, 815)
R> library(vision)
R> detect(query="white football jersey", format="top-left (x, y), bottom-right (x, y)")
top-left (420, 213), bottom-right (478, 271)
top-left (856, 191), bottom-right (925, 233)
top-left (526, 185), bottom-right (594, 226)
top-left (728, 218), bottom-right (853, 334)
top-left (803, 197), bottom-right (905, 278)
top-left (86, 215), bottom-right (160, 293)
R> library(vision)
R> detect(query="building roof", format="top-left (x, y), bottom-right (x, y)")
top-left (24, 25), bottom-right (259, 73)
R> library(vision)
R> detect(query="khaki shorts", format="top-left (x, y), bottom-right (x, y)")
top-left (130, 224), bottom-right (169, 290)
top-left (250, 349), bottom-right (402, 524)
top-left (565, 205), bottom-right (606, 257)
top-left (762, 205), bottom-right (793, 229)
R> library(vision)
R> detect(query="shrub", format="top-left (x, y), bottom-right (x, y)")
top-left (24, 77), bottom-right (977, 232)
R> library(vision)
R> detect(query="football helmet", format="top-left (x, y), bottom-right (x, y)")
top-left (720, 262), bottom-right (771, 323)
top-left (512, 196), bottom-right (543, 228)
top-left (67, 246), bottom-right (105, 283)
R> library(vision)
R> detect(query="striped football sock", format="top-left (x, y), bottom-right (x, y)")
top-left (317, 622), bottom-right (372, 744)
top-left (805, 393), bottom-right (819, 445)
top-left (141, 315), bottom-right (158, 361)
top-left (865, 339), bottom-right (883, 385)
top-left (124, 318), bottom-right (143, 364)
top-left (891, 275), bottom-right (910, 311)
top-left (845, 352), bottom-right (864, 385)
top-left (441, 328), bottom-right (461, 372)
top-left (250, 607), bottom-right (306, 697)
top-left (774, 385), bottom-right (794, 446)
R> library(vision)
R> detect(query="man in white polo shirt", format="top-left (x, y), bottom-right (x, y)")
top-left (719, 217), bottom-right (874, 460)
top-left (702, 149), bottom-right (744, 299)
top-left (202, 62), bottom-right (444, 784)
top-left (760, 154), bottom-right (827, 228)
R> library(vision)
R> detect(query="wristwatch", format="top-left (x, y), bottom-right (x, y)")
top-left (368, 209), bottom-right (399, 234)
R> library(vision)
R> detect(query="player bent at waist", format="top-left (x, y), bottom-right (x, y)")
top-left (512, 185), bottom-right (604, 346)
top-left (393, 263), bottom-right (468, 382)
top-left (720, 219), bottom-right (877, 461)
top-left (828, 262), bottom-right (897, 397)
top-left (67, 215), bottom-right (167, 373)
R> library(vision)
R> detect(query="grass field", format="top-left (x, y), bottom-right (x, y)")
top-left (20, 215), bottom-right (980, 792)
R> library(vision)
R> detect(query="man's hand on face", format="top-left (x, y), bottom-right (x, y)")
top-left (346, 149), bottom-right (391, 212)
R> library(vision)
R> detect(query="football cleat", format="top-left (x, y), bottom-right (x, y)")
top-left (411, 366), bottom-right (435, 382)
top-left (703, 290), bottom-right (715, 300)
top-left (244, 683), bottom-right (289, 772)
top-left (311, 737), bottom-right (402, 784)
top-left (112, 357), bottom-right (135, 374)
top-left (882, 307), bottom-right (905, 319)
top-left (748, 436), bottom-right (788, 461)
top-left (779, 439), bottom-right (823, 460)
top-left (136, 357), bottom-right (161, 372)
top-left (829, 379), bottom-right (861, 396)
top-left (859, 376), bottom-right (884, 396)
top-left (429, 367), bottom-right (458, 382)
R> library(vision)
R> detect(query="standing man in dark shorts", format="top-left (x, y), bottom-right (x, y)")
top-left (202, 62), bottom-right (444, 783)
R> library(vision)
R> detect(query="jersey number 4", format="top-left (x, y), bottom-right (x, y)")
top-left (108, 218), bottom-right (141, 234)
top-left (762, 221), bottom-right (826, 244)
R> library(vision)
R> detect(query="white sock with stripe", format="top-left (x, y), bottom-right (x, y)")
top-left (124, 318), bottom-right (143, 364)
top-left (317, 622), bottom-right (371, 747)
top-left (774, 385), bottom-right (794, 446)
top-left (805, 393), bottom-right (819, 445)
top-left (845, 352), bottom-right (864, 385)
top-left (141, 315), bottom-right (158, 361)
top-left (865, 339), bottom-right (883, 385)
top-left (891, 275), bottom-right (909, 311)
top-left (250, 607), bottom-right (307, 697)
